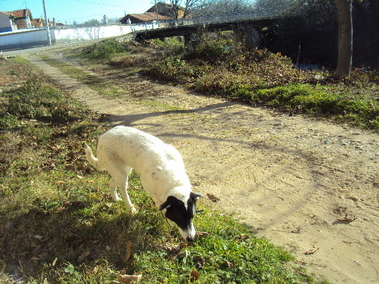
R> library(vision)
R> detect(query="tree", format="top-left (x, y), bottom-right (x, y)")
top-left (335, 0), bottom-right (353, 78)
top-left (84, 19), bottom-right (100, 25)
top-left (191, 0), bottom-right (255, 17)
top-left (253, 0), bottom-right (298, 15)
top-left (152, 0), bottom-right (202, 18)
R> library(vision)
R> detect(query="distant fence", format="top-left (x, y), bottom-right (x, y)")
top-left (158, 10), bottom-right (281, 28)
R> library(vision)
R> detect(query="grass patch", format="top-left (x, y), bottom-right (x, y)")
top-left (0, 59), bottom-right (328, 283)
top-left (80, 38), bottom-right (130, 59)
top-left (40, 57), bottom-right (125, 99)
top-left (250, 84), bottom-right (379, 129)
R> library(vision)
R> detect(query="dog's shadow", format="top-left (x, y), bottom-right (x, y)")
top-left (1, 198), bottom-right (173, 279)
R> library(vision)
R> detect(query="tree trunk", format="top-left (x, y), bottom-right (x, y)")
top-left (335, 0), bottom-right (353, 78)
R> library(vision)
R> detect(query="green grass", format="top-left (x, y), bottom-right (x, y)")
top-left (40, 56), bottom-right (125, 99)
top-left (0, 59), bottom-right (329, 283)
top-left (250, 84), bottom-right (379, 129)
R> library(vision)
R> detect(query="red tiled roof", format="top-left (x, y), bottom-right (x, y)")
top-left (4, 9), bottom-right (31, 18)
top-left (128, 12), bottom-right (172, 21)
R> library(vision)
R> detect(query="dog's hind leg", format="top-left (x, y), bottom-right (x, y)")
top-left (117, 167), bottom-right (136, 213)
top-left (109, 178), bottom-right (121, 202)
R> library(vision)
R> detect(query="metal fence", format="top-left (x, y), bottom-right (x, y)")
top-left (156, 10), bottom-right (282, 28)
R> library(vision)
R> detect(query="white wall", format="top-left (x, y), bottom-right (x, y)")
top-left (52, 24), bottom-right (133, 42)
top-left (0, 29), bottom-right (50, 50)
top-left (0, 13), bottom-right (13, 33)
top-left (0, 23), bottom-right (159, 50)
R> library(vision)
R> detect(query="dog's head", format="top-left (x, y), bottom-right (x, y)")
top-left (159, 192), bottom-right (201, 242)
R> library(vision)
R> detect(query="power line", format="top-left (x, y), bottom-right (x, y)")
top-left (58, 9), bottom-right (122, 22)
top-left (72, 0), bottom-right (125, 8)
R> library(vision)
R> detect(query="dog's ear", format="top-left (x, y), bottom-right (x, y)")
top-left (190, 192), bottom-right (202, 202)
top-left (159, 200), bottom-right (172, 211)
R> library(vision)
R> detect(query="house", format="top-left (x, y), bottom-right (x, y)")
top-left (5, 9), bottom-right (33, 29)
top-left (0, 9), bottom-right (33, 32)
top-left (147, 2), bottom-right (185, 18)
top-left (31, 18), bottom-right (46, 28)
top-left (31, 18), bottom-right (64, 28)
top-left (119, 2), bottom-right (185, 25)
top-left (120, 12), bottom-right (172, 25)
top-left (0, 12), bottom-right (15, 32)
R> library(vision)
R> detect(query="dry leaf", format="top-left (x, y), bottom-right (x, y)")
top-left (125, 241), bottom-right (132, 261)
top-left (51, 257), bottom-right (58, 267)
top-left (77, 251), bottom-right (91, 263)
top-left (304, 247), bottom-right (319, 255)
top-left (179, 242), bottom-right (188, 249)
top-left (117, 274), bottom-right (142, 283)
top-left (190, 270), bottom-right (201, 281)
top-left (235, 234), bottom-right (250, 241)
top-left (206, 193), bottom-right (220, 202)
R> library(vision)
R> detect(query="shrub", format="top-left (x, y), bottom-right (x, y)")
top-left (185, 38), bottom-right (233, 63)
top-left (83, 38), bottom-right (128, 59)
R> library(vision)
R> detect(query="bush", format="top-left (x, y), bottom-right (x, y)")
top-left (83, 38), bottom-right (128, 59)
top-left (185, 38), bottom-right (234, 63)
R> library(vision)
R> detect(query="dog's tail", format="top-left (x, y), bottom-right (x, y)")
top-left (85, 143), bottom-right (101, 170)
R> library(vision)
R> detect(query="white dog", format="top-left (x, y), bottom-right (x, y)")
top-left (85, 126), bottom-right (201, 241)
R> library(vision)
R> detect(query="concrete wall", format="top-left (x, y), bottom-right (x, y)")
top-left (0, 13), bottom-right (13, 33)
top-left (0, 28), bottom-right (50, 50)
top-left (0, 22), bottom-right (159, 50)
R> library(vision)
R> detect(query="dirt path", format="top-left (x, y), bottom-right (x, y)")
top-left (14, 46), bottom-right (379, 283)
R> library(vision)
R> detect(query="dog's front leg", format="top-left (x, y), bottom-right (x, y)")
top-left (110, 178), bottom-right (136, 213)
top-left (120, 190), bottom-right (137, 214)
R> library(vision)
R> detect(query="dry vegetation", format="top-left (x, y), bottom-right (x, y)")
top-left (89, 35), bottom-right (379, 131)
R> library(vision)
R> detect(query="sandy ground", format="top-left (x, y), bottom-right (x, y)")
top-left (8, 45), bottom-right (379, 284)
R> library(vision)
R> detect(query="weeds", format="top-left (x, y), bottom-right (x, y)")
top-left (81, 38), bottom-right (129, 59)
top-left (2, 73), bottom-right (82, 125)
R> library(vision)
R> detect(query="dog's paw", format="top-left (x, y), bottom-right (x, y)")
top-left (111, 194), bottom-right (122, 202)
top-left (130, 207), bottom-right (137, 214)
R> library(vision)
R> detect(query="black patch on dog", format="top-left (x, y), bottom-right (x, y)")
top-left (160, 193), bottom-right (201, 232)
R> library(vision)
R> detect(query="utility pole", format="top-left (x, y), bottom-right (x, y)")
top-left (42, 0), bottom-right (52, 45)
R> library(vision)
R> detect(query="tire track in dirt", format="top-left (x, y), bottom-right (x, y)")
top-left (19, 47), bottom-right (379, 284)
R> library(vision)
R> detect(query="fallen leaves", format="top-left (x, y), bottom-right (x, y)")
top-left (333, 214), bottom-right (357, 225)
top-left (77, 251), bottom-right (91, 263)
top-left (304, 247), bottom-right (319, 255)
top-left (117, 274), bottom-right (142, 283)
top-left (190, 270), bottom-right (200, 281)
top-left (206, 193), bottom-right (220, 202)
top-left (125, 241), bottom-right (133, 262)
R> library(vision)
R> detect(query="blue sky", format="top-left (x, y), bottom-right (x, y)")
top-left (0, 0), bottom-right (155, 24)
